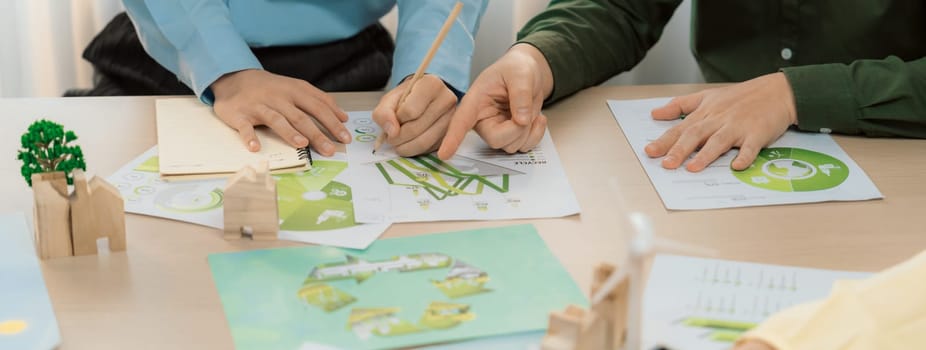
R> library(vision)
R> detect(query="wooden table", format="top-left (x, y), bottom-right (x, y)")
top-left (2, 85), bottom-right (925, 349)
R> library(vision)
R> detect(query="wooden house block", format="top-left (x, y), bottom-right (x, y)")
top-left (542, 305), bottom-right (609, 350)
top-left (89, 177), bottom-right (126, 252)
top-left (31, 172), bottom-right (72, 259)
top-left (223, 162), bottom-right (279, 240)
top-left (69, 170), bottom-right (127, 256)
top-left (542, 263), bottom-right (630, 350)
top-left (69, 170), bottom-right (98, 256)
top-left (30, 170), bottom-right (127, 259)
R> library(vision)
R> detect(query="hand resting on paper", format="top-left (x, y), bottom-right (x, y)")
top-left (210, 69), bottom-right (352, 156)
top-left (644, 72), bottom-right (798, 172)
top-left (733, 339), bottom-right (777, 350)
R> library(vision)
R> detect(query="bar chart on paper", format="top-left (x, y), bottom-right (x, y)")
top-left (642, 255), bottom-right (872, 350)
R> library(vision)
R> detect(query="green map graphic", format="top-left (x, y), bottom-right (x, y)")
top-left (376, 155), bottom-right (509, 201)
top-left (297, 252), bottom-right (489, 340)
top-left (733, 147), bottom-right (849, 192)
top-left (208, 224), bottom-right (588, 350)
top-left (276, 160), bottom-right (355, 231)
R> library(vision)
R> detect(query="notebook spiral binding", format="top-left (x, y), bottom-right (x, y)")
top-left (297, 147), bottom-right (314, 166)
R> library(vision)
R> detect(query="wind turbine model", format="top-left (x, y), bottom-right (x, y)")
top-left (541, 211), bottom-right (713, 350)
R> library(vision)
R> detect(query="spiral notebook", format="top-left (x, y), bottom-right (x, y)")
top-left (156, 98), bottom-right (311, 179)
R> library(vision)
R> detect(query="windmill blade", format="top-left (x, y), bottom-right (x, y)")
top-left (652, 236), bottom-right (716, 257)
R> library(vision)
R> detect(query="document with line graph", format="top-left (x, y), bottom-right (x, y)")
top-left (643, 255), bottom-right (872, 350)
top-left (345, 111), bottom-right (580, 223)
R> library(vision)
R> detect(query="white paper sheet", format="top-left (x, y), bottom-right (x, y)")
top-left (608, 98), bottom-right (883, 210)
top-left (108, 147), bottom-right (389, 249)
top-left (345, 112), bottom-right (580, 223)
top-left (643, 255), bottom-right (872, 350)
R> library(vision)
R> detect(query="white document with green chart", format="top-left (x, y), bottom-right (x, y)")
top-left (643, 255), bottom-right (872, 350)
top-left (608, 98), bottom-right (883, 210)
top-left (344, 112), bottom-right (580, 223)
top-left (108, 147), bottom-right (389, 249)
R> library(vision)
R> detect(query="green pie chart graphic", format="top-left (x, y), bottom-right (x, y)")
top-left (733, 147), bottom-right (849, 192)
top-left (275, 160), bottom-right (355, 231)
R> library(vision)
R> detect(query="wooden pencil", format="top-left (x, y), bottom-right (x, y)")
top-left (373, 1), bottom-right (464, 154)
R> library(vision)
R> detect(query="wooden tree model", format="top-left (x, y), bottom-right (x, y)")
top-left (18, 119), bottom-right (125, 259)
top-left (17, 119), bottom-right (86, 186)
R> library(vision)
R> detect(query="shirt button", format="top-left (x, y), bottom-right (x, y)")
top-left (781, 48), bottom-right (793, 60)
top-left (819, 128), bottom-right (832, 134)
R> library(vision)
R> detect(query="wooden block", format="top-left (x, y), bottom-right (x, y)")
top-left (70, 170), bottom-right (128, 255)
top-left (31, 172), bottom-right (72, 259)
top-left (591, 263), bottom-right (630, 349)
top-left (542, 308), bottom-right (583, 350)
top-left (89, 176), bottom-right (126, 252)
top-left (542, 263), bottom-right (631, 350)
top-left (223, 162), bottom-right (279, 240)
top-left (70, 169), bottom-right (99, 256)
top-left (542, 305), bottom-right (609, 350)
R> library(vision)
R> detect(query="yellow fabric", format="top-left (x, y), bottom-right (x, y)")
top-left (738, 250), bottom-right (926, 350)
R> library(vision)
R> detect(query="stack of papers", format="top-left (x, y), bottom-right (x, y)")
top-left (156, 98), bottom-right (309, 179)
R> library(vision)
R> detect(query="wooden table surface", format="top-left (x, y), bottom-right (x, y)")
top-left (2, 85), bottom-right (925, 349)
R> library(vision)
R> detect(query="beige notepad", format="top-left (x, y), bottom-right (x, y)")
top-left (156, 98), bottom-right (309, 178)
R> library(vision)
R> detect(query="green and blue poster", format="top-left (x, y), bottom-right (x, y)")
top-left (0, 212), bottom-right (61, 350)
top-left (208, 224), bottom-right (585, 349)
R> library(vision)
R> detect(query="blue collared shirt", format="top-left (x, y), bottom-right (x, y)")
top-left (123, 0), bottom-right (487, 103)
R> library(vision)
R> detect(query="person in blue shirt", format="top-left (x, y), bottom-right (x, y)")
top-left (115, 0), bottom-right (486, 157)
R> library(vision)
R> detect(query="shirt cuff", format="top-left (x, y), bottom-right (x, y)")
top-left (781, 64), bottom-right (859, 134)
top-left (391, 27), bottom-right (474, 92)
top-left (516, 31), bottom-right (573, 105)
top-left (177, 27), bottom-right (262, 105)
top-left (395, 74), bottom-right (465, 102)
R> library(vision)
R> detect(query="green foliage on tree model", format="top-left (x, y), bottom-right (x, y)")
top-left (17, 119), bottom-right (87, 186)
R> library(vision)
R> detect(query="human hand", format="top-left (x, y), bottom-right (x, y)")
top-left (644, 72), bottom-right (798, 172)
top-left (437, 43), bottom-right (553, 159)
top-left (210, 69), bottom-right (351, 156)
top-left (372, 74), bottom-right (458, 156)
top-left (733, 339), bottom-right (776, 350)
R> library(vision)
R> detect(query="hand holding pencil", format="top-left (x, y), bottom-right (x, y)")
top-left (371, 2), bottom-right (463, 157)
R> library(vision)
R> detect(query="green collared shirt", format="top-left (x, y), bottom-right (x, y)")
top-left (517, 0), bottom-right (926, 137)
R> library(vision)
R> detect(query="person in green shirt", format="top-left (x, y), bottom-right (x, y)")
top-left (436, 0), bottom-right (926, 172)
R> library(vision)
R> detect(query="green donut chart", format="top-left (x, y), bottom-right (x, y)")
top-left (733, 147), bottom-right (849, 192)
top-left (154, 185), bottom-right (224, 213)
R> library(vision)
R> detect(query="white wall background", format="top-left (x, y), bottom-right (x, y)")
top-left (0, 0), bottom-right (701, 98)
top-left (386, 0), bottom-right (703, 86)
top-left (0, 0), bottom-right (124, 97)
